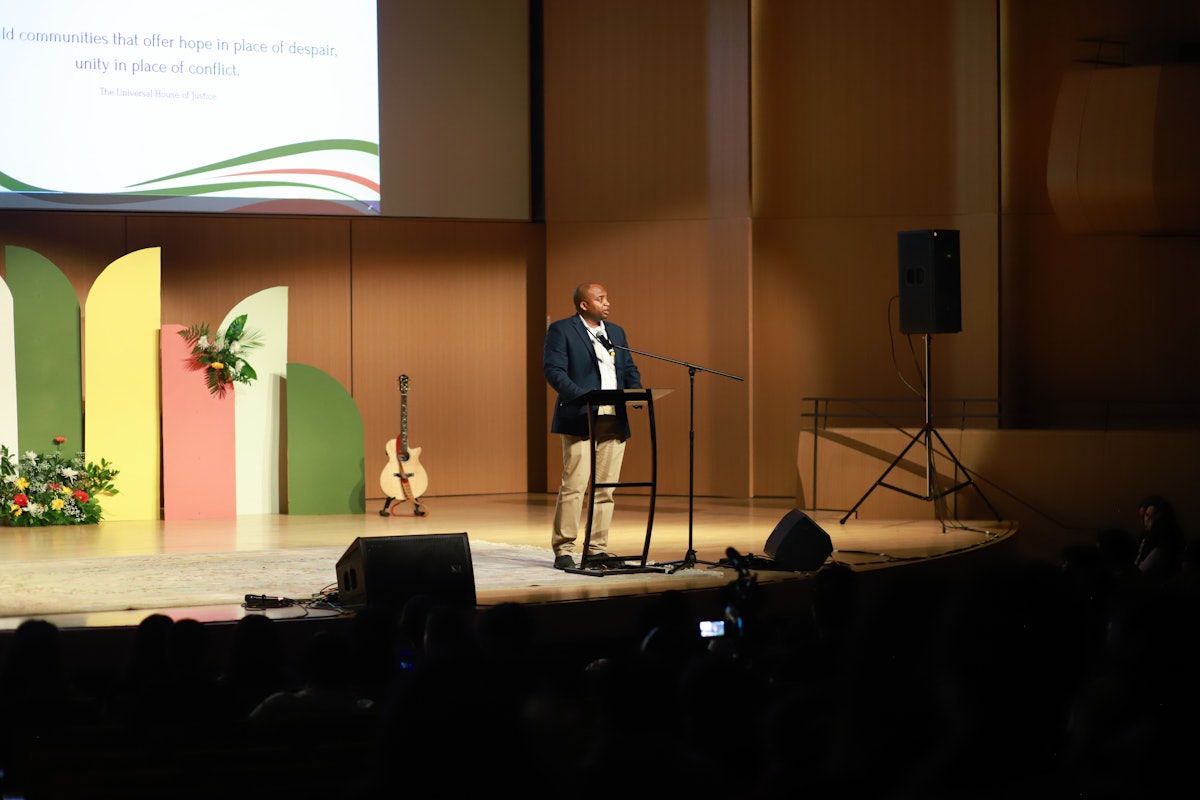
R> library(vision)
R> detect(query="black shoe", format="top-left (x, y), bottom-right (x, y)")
top-left (584, 552), bottom-right (627, 568)
top-left (554, 554), bottom-right (577, 570)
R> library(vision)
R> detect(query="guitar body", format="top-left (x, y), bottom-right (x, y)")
top-left (379, 374), bottom-right (429, 515)
top-left (380, 439), bottom-right (428, 501)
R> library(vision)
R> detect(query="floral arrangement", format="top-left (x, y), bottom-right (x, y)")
top-left (1, 437), bottom-right (120, 526)
top-left (179, 313), bottom-right (263, 398)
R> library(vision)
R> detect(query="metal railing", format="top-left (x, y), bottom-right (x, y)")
top-left (801, 396), bottom-right (1000, 433)
top-left (802, 397), bottom-right (1200, 432)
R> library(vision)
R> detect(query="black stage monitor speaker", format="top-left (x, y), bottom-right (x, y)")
top-left (898, 229), bottom-right (962, 334)
top-left (764, 509), bottom-right (834, 571)
top-left (336, 533), bottom-right (476, 611)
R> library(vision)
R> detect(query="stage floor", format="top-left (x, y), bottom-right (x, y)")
top-left (0, 494), bottom-right (1016, 632)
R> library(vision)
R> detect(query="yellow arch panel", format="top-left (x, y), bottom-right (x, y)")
top-left (84, 248), bottom-right (162, 521)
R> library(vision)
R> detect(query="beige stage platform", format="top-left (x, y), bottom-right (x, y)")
top-left (0, 493), bottom-right (1018, 638)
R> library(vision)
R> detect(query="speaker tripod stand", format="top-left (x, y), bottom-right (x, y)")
top-left (839, 333), bottom-right (1000, 527)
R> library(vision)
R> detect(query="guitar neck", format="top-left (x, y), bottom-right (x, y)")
top-left (398, 374), bottom-right (411, 458)
top-left (400, 393), bottom-right (409, 457)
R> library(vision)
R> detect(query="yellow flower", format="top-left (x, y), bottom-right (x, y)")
top-left (210, 362), bottom-right (225, 370)
top-left (50, 498), bottom-right (65, 511)
top-left (9, 505), bottom-right (21, 517)
top-left (15, 477), bottom-right (28, 491)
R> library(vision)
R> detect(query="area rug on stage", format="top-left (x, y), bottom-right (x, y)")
top-left (0, 540), bottom-right (726, 618)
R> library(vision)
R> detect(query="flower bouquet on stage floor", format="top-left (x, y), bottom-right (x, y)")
top-left (0, 437), bottom-right (119, 526)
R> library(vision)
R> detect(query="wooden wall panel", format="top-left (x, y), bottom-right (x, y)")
top-left (351, 220), bottom-right (532, 500)
top-left (1000, 214), bottom-right (1200, 425)
top-left (543, 0), bottom-right (749, 221)
top-left (753, 0), bottom-right (998, 218)
top-left (1047, 67), bottom-right (1163, 234)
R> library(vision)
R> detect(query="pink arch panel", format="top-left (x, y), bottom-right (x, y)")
top-left (161, 324), bottom-right (237, 520)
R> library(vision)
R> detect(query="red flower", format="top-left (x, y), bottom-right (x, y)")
top-left (53, 436), bottom-right (66, 445)
top-left (73, 490), bottom-right (89, 503)
top-left (13, 493), bottom-right (28, 507)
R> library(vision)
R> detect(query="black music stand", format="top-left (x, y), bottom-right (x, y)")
top-left (603, 343), bottom-right (745, 573)
top-left (564, 388), bottom-right (674, 577)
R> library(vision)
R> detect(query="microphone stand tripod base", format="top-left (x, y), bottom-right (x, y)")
top-left (661, 549), bottom-right (723, 573)
top-left (564, 553), bottom-right (670, 577)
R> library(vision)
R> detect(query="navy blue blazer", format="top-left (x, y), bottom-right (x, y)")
top-left (543, 315), bottom-right (643, 438)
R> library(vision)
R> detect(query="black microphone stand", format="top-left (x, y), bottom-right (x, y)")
top-left (607, 339), bottom-right (743, 572)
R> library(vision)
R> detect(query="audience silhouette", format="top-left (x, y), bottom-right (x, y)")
top-left (213, 612), bottom-right (296, 723)
top-left (0, 618), bottom-right (101, 739)
top-left (1134, 495), bottom-right (1186, 581)
top-left (247, 628), bottom-right (378, 726)
top-left (1, 511), bottom-right (1198, 800)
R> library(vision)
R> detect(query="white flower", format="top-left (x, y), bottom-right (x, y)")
top-left (23, 451), bottom-right (38, 462)
top-left (60, 467), bottom-right (79, 480)
top-left (198, 334), bottom-right (210, 349)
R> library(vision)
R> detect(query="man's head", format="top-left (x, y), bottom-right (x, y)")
top-left (573, 282), bottom-right (610, 324)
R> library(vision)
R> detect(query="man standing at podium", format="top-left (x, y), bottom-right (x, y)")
top-left (544, 282), bottom-right (643, 569)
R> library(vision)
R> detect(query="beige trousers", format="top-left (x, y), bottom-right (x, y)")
top-left (551, 424), bottom-right (627, 557)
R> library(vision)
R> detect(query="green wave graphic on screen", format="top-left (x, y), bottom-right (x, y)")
top-left (0, 172), bottom-right (51, 192)
top-left (129, 180), bottom-right (362, 200)
top-left (0, 139), bottom-right (379, 199)
top-left (127, 139), bottom-right (379, 187)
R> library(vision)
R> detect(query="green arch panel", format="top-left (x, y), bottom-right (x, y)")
top-left (286, 363), bottom-right (365, 514)
top-left (5, 246), bottom-right (83, 453)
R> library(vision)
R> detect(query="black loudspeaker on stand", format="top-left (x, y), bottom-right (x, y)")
top-left (840, 229), bottom-right (999, 526)
top-left (604, 339), bottom-right (743, 572)
top-left (899, 228), bottom-right (961, 335)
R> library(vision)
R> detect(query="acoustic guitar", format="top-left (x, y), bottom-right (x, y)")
top-left (379, 374), bottom-right (428, 516)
